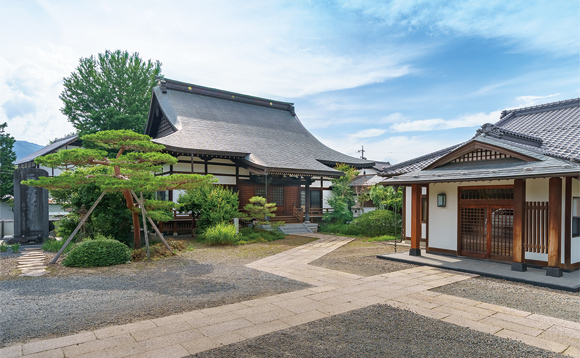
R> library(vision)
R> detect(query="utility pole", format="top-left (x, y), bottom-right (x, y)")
top-left (357, 145), bottom-right (367, 160)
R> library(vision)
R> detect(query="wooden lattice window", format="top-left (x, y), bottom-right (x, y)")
top-left (460, 188), bottom-right (514, 201)
top-left (452, 149), bottom-right (511, 163)
top-left (255, 186), bottom-right (266, 198)
top-left (525, 201), bottom-right (548, 253)
top-left (271, 187), bottom-right (284, 206)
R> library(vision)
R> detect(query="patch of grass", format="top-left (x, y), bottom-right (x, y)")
top-left (363, 235), bottom-right (397, 242)
top-left (42, 239), bottom-right (73, 253)
top-left (10, 243), bottom-right (20, 253)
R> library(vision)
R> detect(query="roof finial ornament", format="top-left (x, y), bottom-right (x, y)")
top-left (476, 123), bottom-right (502, 138)
top-left (158, 78), bottom-right (167, 94)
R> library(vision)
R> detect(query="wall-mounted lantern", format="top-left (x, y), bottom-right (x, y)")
top-left (437, 193), bottom-right (446, 207)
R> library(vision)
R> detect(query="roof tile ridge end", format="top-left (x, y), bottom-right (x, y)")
top-left (157, 78), bottom-right (296, 115)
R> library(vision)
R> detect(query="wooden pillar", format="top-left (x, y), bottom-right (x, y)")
top-left (547, 177), bottom-right (562, 277)
top-left (512, 179), bottom-right (527, 271)
top-left (168, 164), bottom-right (174, 201)
top-left (564, 177), bottom-right (572, 270)
top-left (305, 181), bottom-right (311, 223)
top-left (410, 184), bottom-right (422, 256)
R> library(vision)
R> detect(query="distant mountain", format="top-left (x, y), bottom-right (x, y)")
top-left (14, 141), bottom-right (43, 161)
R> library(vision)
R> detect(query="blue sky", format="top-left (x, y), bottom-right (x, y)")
top-left (0, 0), bottom-right (578, 164)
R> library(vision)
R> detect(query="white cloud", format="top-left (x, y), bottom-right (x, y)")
top-left (516, 93), bottom-right (560, 107)
top-left (390, 111), bottom-right (501, 132)
top-left (338, 0), bottom-right (579, 57)
top-left (350, 129), bottom-right (387, 138)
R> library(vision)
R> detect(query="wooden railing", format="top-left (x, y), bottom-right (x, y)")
top-left (293, 207), bottom-right (304, 222)
top-left (158, 211), bottom-right (195, 236)
top-left (525, 201), bottom-right (548, 253)
top-left (308, 208), bottom-right (333, 216)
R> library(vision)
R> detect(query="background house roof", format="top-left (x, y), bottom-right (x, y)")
top-left (147, 79), bottom-right (375, 176)
top-left (14, 135), bottom-right (79, 166)
top-left (381, 97), bottom-right (580, 178)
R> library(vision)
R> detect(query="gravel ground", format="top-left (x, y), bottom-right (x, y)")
top-left (192, 304), bottom-right (565, 358)
top-left (433, 276), bottom-right (580, 322)
top-left (309, 240), bottom-right (417, 276)
top-left (0, 237), bottom-right (314, 347)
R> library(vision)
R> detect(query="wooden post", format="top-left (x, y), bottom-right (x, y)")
top-left (305, 180), bottom-right (311, 223)
top-left (512, 179), bottom-right (526, 271)
top-left (410, 184), bottom-right (422, 256)
top-left (130, 191), bottom-right (173, 252)
top-left (547, 177), bottom-right (562, 277)
top-left (140, 192), bottom-right (150, 260)
top-left (564, 177), bottom-right (572, 270)
top-left (50, 191), bottom-right (107, 264)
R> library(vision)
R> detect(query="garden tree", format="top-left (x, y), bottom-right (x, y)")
top-left (178, 183), bottom-right (240, 231)
top-left (369, 185), bottom-right (403, 212)
top-left (242, 196), bottom-right (276, 223)
top-left (22, 130), bottom-right (214, 249)
top-left (60, 50), bottom-right (162, 136)
top-left (353, 184), bottom-right (371, 215)
top-left (0, 123), bottom-right (16, 201)
top-left (324, 164), bottom-right (359, 223)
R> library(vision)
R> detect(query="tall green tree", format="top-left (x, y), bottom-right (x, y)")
top-left (60, 50), bottom-right (162, 136)
top-left (0, 123), bottom-right (16, 200)
top-left (324, 164), bottom-right (359, 223)
top-left (23, 130), bottom-right (214, 248)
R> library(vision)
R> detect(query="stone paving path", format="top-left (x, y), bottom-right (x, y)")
top-left (1, 234), bottom-right (578, 358)
top-left (17, 247), bottom-right (47, 277)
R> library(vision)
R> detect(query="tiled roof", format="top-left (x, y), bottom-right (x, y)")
top-left (494, 98), bottom-right (579, 161)
top-left (381, 97), bottom-right (579, 177)
top-left (147, 79), bottom-right (375, 176)
top-left (381, 136), bottom-right (580, 185)
top-left (15, 135), bottom-right (79, 165)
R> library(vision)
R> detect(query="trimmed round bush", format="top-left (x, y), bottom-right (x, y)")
top-left (62, 239), bottom-right (131, 267)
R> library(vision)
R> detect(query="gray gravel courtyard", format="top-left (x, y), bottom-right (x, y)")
top-left (192, 305), bottom-right (566, 358)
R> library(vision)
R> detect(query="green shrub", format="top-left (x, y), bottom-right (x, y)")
top-left (0, 243), bottom-right (8, 252)
top-left (10, 243), bottom-right (20, 253)
top-left (202, 222), bottom-right (239, 245)
top-left (178, 184), bottom-right (240, 231)
top-left (42, 239), bottom-right (73, 253)
top-left (353, 210), bottom-right (400, 237)
top-left (320, 210), bottom-right (401, 237)
top-left (62, 238), bottom-right (131, 267)
top-left (238, 227), bottom-right (284, 244)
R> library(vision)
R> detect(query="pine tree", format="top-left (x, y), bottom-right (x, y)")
top-left (22, 130), bottom-right (214, 248)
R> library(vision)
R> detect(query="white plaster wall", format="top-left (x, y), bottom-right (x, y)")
top-left (214, 175), bottom-right (236, 185)
top-left (239, 168), bottom-right (250, 176)
top-left (526, 178), bottom-right (549, 201)
top-left (207, 165), bottom-right (235, 175)
top-left (173, 190), bottom-right (186, 203)
top-left (0, 201), bottom-right (14, 220)
top-left (323, 189), bottom-right (332, 209)
top-left (428, 183), bottom-right (458, 250)
top-left (174, 163), bottom-right (192, 172)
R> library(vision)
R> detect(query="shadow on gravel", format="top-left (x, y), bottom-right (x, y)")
top-left (0, 261), bottom-right (310, 347)
top-left (191, 305), bottom-right (566, 358)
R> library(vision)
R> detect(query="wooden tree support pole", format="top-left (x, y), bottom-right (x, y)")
top-left (51, 191), bottom-right (107, 264)
top-left (130, 191), bottom-right (172, 252)
top-left (140, 192), bottom-right (151, 259)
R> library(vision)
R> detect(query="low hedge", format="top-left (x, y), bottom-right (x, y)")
top-left (321, 210), bottom-right (400, 237)
top-left (62, 238), bottom-right (131, 267)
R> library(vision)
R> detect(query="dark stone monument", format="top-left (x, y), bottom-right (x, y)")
top-left (9, 168), bottom-right (49, 243)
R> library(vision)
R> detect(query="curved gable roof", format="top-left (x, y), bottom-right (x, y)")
top-left (147, 79), bottom-right (374, 176)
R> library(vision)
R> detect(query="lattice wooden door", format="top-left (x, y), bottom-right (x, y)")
top-left (460, 205), bottom-right (513, 260)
